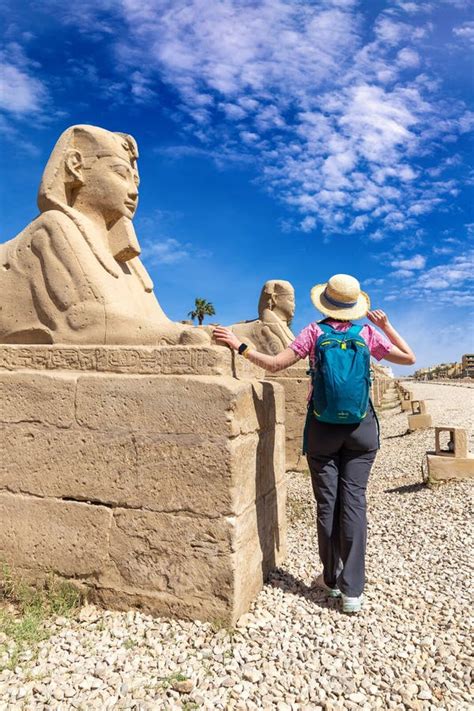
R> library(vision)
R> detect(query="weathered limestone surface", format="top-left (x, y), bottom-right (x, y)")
top-left (427, 454), bottom-right (474, 485)
top-left (0, 125), bottom-right (207, 346)
top-left (435, 427), bottom-right (468, 458)
top-left (371, 375), bottom-right (396, 411)
top-left (266, 363), bottom-right (309, 471)
top-left (408, 413), bottom-right (433, 430)
top-left (230, 280), bottom-right (296, 356)
top-left (0, 345), bottom-right (287, 624)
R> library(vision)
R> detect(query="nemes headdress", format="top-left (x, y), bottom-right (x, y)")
top-left (36, 125), bottom-right (150, 287)
top-left (38, 125), bottom-right (138, 213)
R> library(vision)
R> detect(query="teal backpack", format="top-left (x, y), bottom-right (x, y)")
top-left (307, 321), bottom-right (371, 427)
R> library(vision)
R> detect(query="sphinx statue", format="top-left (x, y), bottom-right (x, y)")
top-left (0, 125), bottom-right (208, 345)
top-left (230, 280), bottom-right (296, 355)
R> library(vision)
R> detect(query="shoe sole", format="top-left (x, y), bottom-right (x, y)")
top-left (341, 596), bottom-right (364, 613)
top-left (342, 604), bottom-right (362, 613)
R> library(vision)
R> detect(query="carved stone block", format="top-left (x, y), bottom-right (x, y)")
top-left (411, 399), bottom-right (427, 415)
top-left (266, 364), bottom-right (309, 471)
top-left (427, 454), bottom-right (474, 485)
top-left (0, 346), bottom-right (286, 624)
top-left (434, 427), bottom-right (469, 458)
top-left (408, 413), bottom-right (432, 430)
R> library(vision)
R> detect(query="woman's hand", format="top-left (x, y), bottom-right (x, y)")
top-left (368, 310), bottom-right (416, 365)
top-left (367, 309), bottom-right (390, 331)
top-left (212, 326), bottom-right (241, 351)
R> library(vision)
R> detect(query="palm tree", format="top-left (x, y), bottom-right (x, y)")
top-left (188, 298), bottom-right (216, 326)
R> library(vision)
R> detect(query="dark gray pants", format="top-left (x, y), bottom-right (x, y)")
top-left (305, 406), bottom-right (378, 597)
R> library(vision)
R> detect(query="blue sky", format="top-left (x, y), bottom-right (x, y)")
top-left (1, 0), bottom-right (473, 372)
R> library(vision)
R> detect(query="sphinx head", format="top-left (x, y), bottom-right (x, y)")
top-left (258, 280), bottom-right (295, 324)
top-left (38, 125), bottom-right (140, 228)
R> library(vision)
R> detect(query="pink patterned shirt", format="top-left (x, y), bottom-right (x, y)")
top-left (289, 319), bottom-right (392, 368)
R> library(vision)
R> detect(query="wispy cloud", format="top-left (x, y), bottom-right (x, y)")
top-left (385, 249), bottom-right (474, 306)
top-left (0, 43), bottom-right (48, 115)
top-left (453, 21), bottom-right (474, 45)
top-left (6, 0), bottom-right (473, 240)
top-left (392, 254), bottom-right (426, 270)
top-left (139, 229), bottom-right (212, 267)
top-left (141, 237), bottom-right (191, 265)
top-left (90, 0), bottom-right (471, 238)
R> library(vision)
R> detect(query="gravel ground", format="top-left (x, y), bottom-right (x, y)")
top-left (1, 382), bottom-right (473, 711)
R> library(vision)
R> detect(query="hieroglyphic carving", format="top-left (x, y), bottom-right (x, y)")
top-left (0, 345), bottom-right (259, 377)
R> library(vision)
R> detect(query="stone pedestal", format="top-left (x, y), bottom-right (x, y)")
top-left (0, 345), bottom-right (287, 625)
top-left (401, 400), bottom-right (413, 412)
top-left (427, 454), bottom-right (474, 485)
top-left (266, 363), bottom-right (309, 472)
top-left (408, 413), bottom-right (433, 430)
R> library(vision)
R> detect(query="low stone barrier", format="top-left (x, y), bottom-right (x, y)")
top-left (0, 345), bottom-right (287, 625)
top-left (407, 400), bottom-right (432, 430)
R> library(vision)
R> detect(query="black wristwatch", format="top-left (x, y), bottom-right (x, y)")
top-left (238, 343), bottom-right (249, 355)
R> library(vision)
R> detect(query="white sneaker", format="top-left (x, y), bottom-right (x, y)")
top-left (310, 573), bottom-right (341, 598)
top-left (341, 594), bottom-right (364, 613)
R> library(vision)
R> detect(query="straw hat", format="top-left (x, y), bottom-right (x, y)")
top-left (310, 274), bottom-right (370, 321)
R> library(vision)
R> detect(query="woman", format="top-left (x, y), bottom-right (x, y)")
top-left (213, 273), bottom-right (415, 614)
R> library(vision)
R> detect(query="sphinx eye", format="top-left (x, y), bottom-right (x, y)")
top-left (113, 166), bottom-right (128, 179)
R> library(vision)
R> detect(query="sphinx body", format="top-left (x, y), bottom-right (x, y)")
top-left (230, 280), bottom-right (296, 356)
top-left (0, 125), bottom-right (206, 345)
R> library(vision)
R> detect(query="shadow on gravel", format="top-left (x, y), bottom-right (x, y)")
top-left (385, 482), bottom-right (426, 494)
top-left (383, 430), bottom-right (412, 440)
top-left (266, 568), bottom-right (340, 611)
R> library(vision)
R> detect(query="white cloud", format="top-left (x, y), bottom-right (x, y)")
top-left (33, 0), bottom-right (473, 237)
top-left (391, 268), bottom-right (415, 278)
top-left (433, 246), bottom-right (454, 255)
top-left (141, 238), bottom-right (190, 265)
top-left (391, 254), bottom-right (426, 270)
top-left (300, 216), bottom-right (316, 232)
top-left (140, 233), bottom-right (213, 266)
top-left (453, 21), bottom-right (474, 45)
top-left (384, 249), bottom-right (474, 307)
top-left (0, 45), bottom-right (47, 115)
top-left (396, 47), bottom-right (420, 68)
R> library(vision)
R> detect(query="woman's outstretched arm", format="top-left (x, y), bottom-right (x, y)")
top-left (368, 310), bottom-right (416, 365)
top-left (213, 326), bottom-right (301, 373)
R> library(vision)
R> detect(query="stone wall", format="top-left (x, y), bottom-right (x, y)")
top-left (0, 345), bottom-right (287, 625)
top-left (266, 364), bottom-right (309, 472)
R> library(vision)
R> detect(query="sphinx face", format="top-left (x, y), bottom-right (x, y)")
top-left (274, 290), bottom-right (295, 324)
top-left (75, 155), bottom-right (140, 226)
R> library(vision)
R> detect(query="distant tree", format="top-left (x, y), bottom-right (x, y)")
top-left (188, 298), bottom-right (216, 326)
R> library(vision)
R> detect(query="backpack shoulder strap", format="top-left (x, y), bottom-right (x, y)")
top-left (345, 324), bottom-right (364, 338)
top-left (318, 322), bottom-right (334, 334)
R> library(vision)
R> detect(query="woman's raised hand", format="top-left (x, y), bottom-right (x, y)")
top-left (367, 309), bottom-right (390, 331)
top-left (212, 326), bottom-right (241, 351)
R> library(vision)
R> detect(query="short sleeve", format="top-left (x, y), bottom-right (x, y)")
top-left (362, 324), bottom-right (392, 361)
top-left (289, 322), bottom-right (321, 360)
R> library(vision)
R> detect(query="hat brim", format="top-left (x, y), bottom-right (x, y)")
top-left (310, 283), bottom-right (370, 321)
